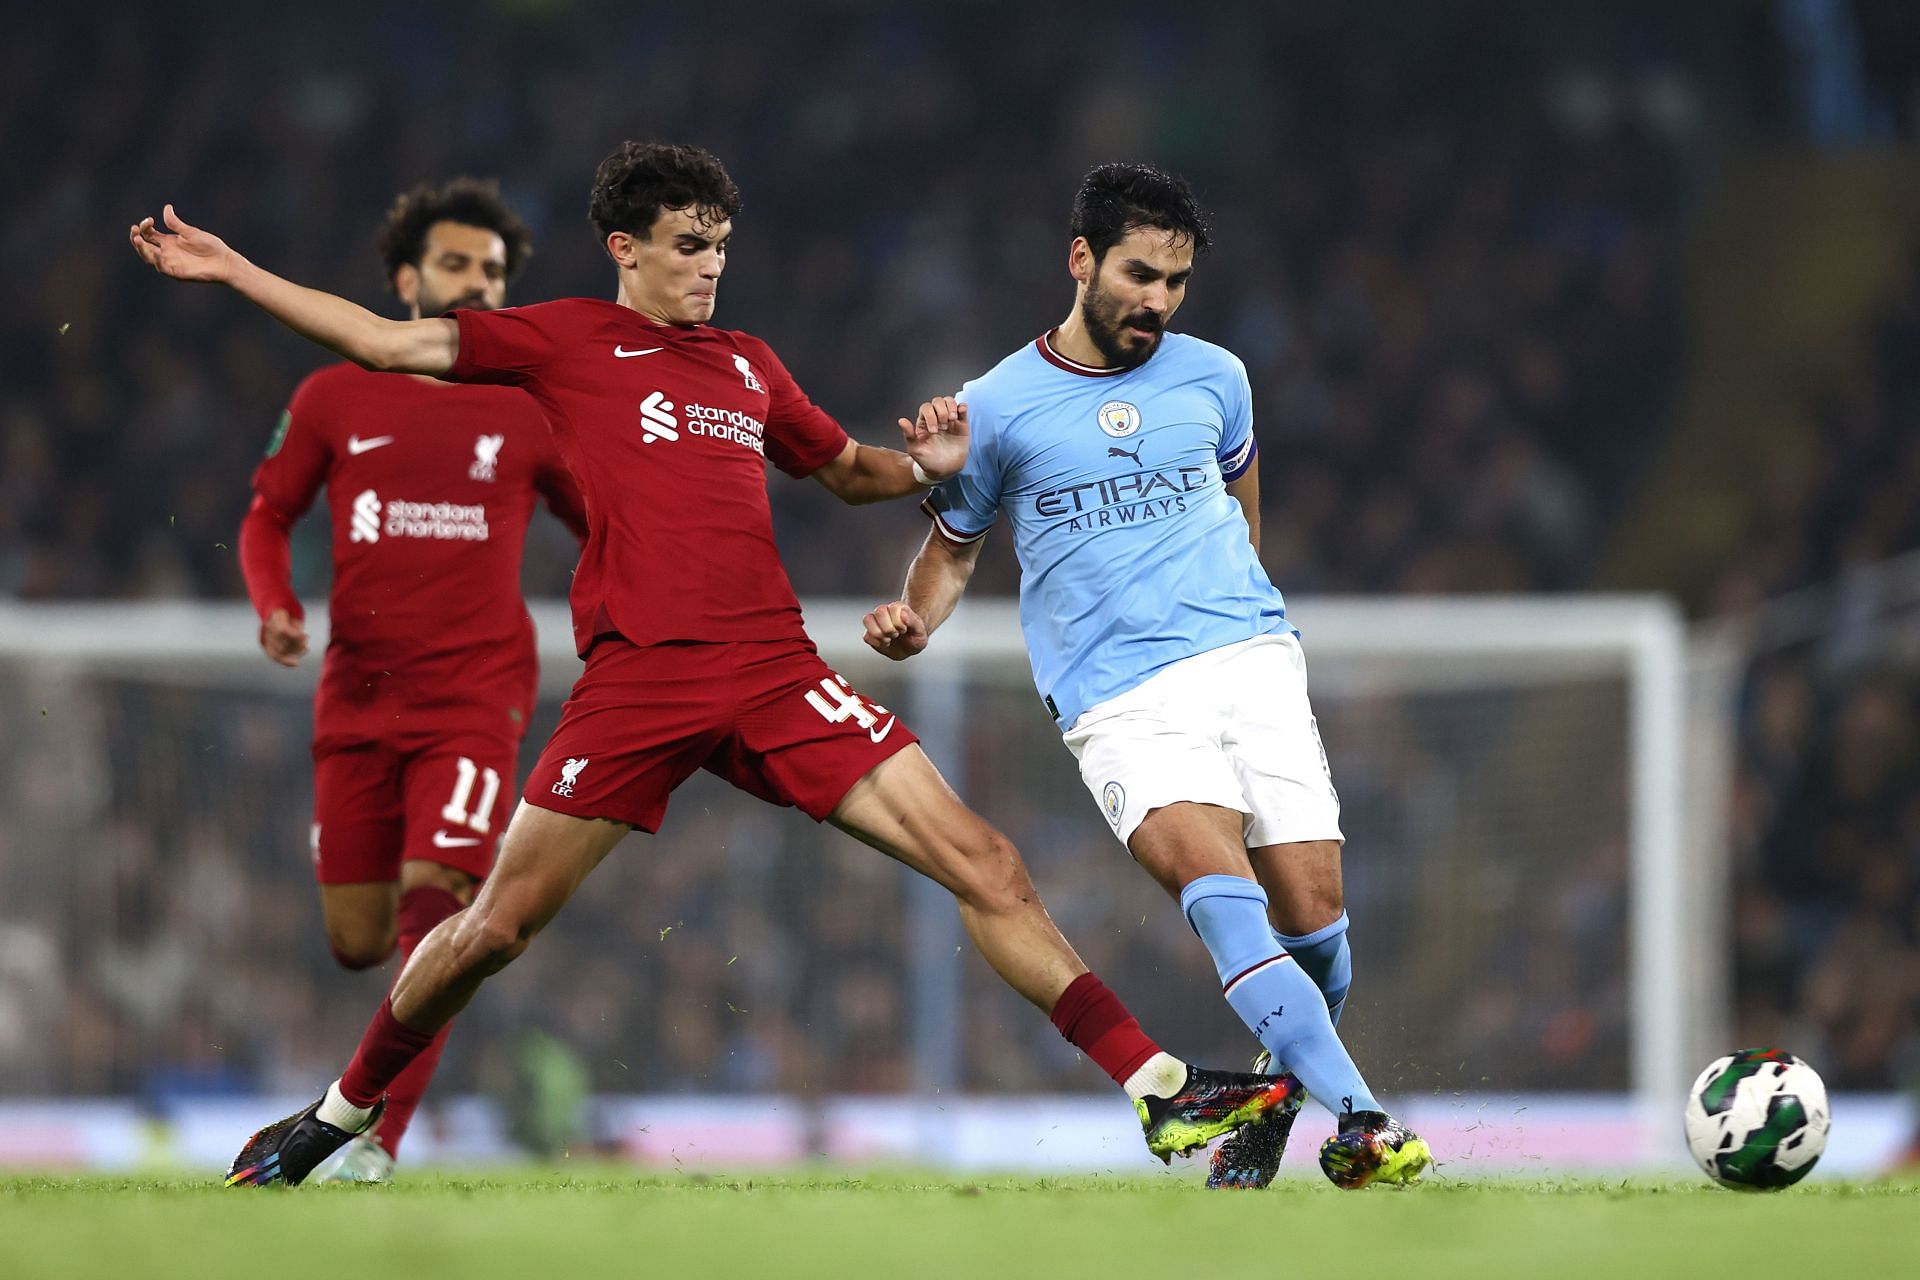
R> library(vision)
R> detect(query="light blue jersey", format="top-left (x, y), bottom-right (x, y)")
top-left (923, 331), bottom-right (1289, 727)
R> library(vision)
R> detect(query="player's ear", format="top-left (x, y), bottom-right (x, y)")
top-left (606, 231), bottom-right (637, 269)
top-left (1068, 237), bottom-right (1095, 287)
top-left (393, 263), bottom-right (420, 309)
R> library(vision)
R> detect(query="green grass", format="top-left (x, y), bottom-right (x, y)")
top-left (3, 1168), bottom-right (1917, 1280)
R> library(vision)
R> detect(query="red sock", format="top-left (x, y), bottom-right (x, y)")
top-left (367, 886), bottom-right (464, 1155)
top-left (375, 1026), bottom-right (453, 1157)
top-left (339, 998), bottom-right (439, 1108)
top-left (1049, 972), bottom-right (1162, 1087)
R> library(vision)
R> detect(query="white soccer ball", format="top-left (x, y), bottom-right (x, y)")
top-left (1684, 1048), bottom-right (1830, 1190)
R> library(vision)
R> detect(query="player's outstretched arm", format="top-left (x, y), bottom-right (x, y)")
top-left (813, 396), bottom-right (969, 505)
top-left (862, 526), bottom-right (983, 660)
top-left (129, 205), bottom-right (458, 376)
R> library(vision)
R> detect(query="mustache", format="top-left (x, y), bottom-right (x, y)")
top-left (1120, 312), bottom-right (1162, 334)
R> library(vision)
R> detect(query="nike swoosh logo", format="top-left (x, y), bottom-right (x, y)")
top-left (346, 435), bottom-right (395, 455)
top-left (869, 717), bottom-right (897, 745)
top-left (613, 346), bottom-right (664, 358)
top-left (431, 831), bottom-right (482, 848)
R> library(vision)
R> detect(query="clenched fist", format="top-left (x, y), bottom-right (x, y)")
top-left (260, 608), bottom-right (310, 668)
top-left (862, 600), bottom-right (928, 661)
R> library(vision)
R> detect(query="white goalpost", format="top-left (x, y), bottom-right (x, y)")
top-left (811, 595), bottom-right (1704, 1147)
top-left (0, 595), bottom-right (1716, 1168)
top-left (835, 594), bottom-right (1709, 1164)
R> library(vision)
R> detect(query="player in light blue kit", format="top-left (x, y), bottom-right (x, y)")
top-left (865, 164), bottom-right (1430, 1190)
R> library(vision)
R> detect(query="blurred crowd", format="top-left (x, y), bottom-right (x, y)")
top-left (0, 1), bottom-right (1688, 603)
top-left (1723, 271), bottom-right (1920, 1091)
top-left (9, 0), bottom-right (1914, 1112)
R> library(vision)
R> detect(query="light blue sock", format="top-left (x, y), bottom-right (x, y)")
top-left (1275, 912), bottom-right (1352, 1026)
top-left (1181, 875), bottom-right (1379, 1116)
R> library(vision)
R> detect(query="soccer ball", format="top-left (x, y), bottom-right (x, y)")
top-left (1683, 1048), bottom-right (1830, 1190)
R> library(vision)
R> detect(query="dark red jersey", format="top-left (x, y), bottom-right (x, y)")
top-left (241, 363), bottom-right (587, 751)
top-left (445, 298), bottom-right (849, 652)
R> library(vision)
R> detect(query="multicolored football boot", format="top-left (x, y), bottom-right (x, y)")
top-left (226, 1094), bottom-right (385, 1187)
top-left (1317, 1109), bottom-right (1432, 1188)
top-left (1137, 1065), bottom-right (1300, 1163)
top-left (1208, 1052), bottom-right (1305, 1189)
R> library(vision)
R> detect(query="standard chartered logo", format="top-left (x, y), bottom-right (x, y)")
top-left (685, 402), bottom-right (766, 454)
top-left (349, 488), bottom-right (489, 544)
top-left (351, 489), bottom-right (383, 543)
top-left (637, 390), bottom-right (765, 455)
top-left (640, 391), bottom-right (679, 444)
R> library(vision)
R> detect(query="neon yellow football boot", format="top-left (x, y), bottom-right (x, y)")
top-left (1136, 1066), bottom-right (1300, 1163)
top-left (1317, 1110), bottom-right (1432, 1188)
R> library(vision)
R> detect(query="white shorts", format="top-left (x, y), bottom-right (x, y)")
top-left (1063, 632), bottom-right (1344, 851)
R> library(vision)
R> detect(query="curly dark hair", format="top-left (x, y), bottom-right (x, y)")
top-left (376, 177), bottom-right (533, 292)
top-left (589, 141), bottom-right (743, 242)
top-left (1070, 163), bottom-right (1213, 263)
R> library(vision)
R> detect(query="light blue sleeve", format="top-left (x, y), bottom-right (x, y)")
top-left (919, 382), bottom-right (1002, 543)
top-left (1217, 354), bottom-right (1257, 481)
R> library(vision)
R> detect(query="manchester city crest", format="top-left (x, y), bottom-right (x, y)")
top-left (1101, 781), bottom-right (1126, 827)
top-left (1096, 400), bottom-right (1141, 438)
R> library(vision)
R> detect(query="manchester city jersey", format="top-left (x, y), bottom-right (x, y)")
top-left (923, 330), bottom-right (1289, 728)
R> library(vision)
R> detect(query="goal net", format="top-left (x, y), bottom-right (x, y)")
top-left (0, 596), bottom-right (1706, 1163)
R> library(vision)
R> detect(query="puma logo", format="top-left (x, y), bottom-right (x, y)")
top-left (1107, 444), bottom-right (1142, 466)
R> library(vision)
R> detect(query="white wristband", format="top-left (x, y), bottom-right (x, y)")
top-left (910, 459), bottom-right (936, 486)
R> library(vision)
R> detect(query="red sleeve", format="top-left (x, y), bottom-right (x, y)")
top-left (534, 434), bottom-right (589, 543)
top-left (242, 379), bottom-right (332, 620)
top-left (239, 496), bottom-right (300, 621)
top-left (447, 304), bottom-right (559, 386)
top-left (750, 339), bottom-right (851, 478)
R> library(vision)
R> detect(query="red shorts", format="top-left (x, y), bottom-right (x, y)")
top-left (310, 734), bottom-right (517, 885)
top-left (526, 635), bottom-right (918, 832)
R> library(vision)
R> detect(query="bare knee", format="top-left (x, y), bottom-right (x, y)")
top-left (325, 918), bottom-right (396, 970)
top-left (319, 882), bottom-right (400, 969)
top-left (945, 829), bottom-right (1037, 914)
top-left (1259, 878), bottom-right (1342, 937)
top-left (1252, 839), bottom-right (1345, 935)
top-left (454, 902), bottom-right (539, 975)
top-left (400, 857), bottom-right (481, 905)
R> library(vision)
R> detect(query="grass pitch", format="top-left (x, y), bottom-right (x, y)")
top-left (3, 1168), bottom-right (1916, 1280)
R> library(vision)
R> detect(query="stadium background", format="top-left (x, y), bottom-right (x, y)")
top-left (2, 0), bottom-right (1919, 1174)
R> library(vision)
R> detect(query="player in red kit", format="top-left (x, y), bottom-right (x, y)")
top-left (236, 179), bottom-right (586, 1181)
top-left (132, 142), bottom-right (1291, 1188)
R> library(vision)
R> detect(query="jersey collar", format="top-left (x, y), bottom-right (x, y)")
top-left (591, 296), bottom-right (704, 334)
top-left (1035, 330), bottom-right (1128, 378)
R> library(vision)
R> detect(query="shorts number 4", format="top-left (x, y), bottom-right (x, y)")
top-left (803, 676), bottom-right (898, 744)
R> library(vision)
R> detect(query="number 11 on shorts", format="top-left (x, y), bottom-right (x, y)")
top-left (441, 756), bottom-right (501, 834)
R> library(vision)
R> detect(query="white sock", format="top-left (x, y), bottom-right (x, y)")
top-left (1121, 1051), bottom-right (1188, 1102)
top-left (315, 1079), bottom-right (376, 1132)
